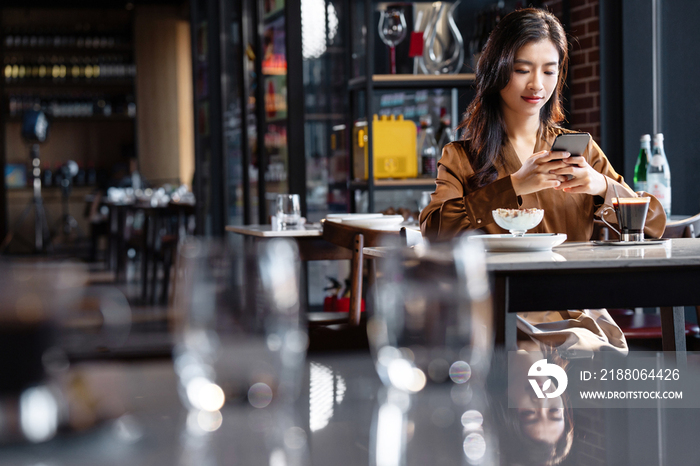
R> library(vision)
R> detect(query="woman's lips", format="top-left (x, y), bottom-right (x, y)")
top-left (522, 96), bottom-right (543, 104)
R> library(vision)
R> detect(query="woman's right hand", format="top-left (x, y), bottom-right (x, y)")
top-left (511, 150), bottom-right (571, 196)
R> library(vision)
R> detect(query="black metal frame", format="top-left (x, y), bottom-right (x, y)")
top-left (253, 0), bottom-right (267, 223)
top-left (189, 0), bottom-right (206, 234)
top-left (234, 0), bottom-right (252, 225)
top-left (0, 8), bottom-right (6, 240)
top-left (207, 0), bottom-right (225, 235)
top-left (599, 0), bottom-right (624, 171)
top-left (495, 265), bottom-right (695, 353)
top-left (285, 0), bottom-right (307, 217)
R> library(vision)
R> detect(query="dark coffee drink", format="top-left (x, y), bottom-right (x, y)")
top-left (612, 197), bottom-right (651, 235)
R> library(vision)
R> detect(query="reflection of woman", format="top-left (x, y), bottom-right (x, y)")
top-left (419, 8), bottom-right (666, 353)
top-left (490, 351), bottom-right (574, 466)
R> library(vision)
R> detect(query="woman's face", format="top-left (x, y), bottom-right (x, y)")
top-left (510, 355), bottom-right (566, 445)
top-left (515, 382), bottom-right (566, 445)
top-left (499, 39), bottom-right (560, 120)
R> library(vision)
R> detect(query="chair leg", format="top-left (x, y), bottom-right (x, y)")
top-left (349, 233), bottom-right (364, 326)
top-left (660, 306), bottom-right (686, 352)
top-left (160, 244), bottom-right (174, 305)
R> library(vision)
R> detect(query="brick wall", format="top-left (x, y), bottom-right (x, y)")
top-left (543, 0), bottom-right (601, 144)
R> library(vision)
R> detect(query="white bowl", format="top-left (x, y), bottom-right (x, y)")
top-left (492, 208), bottom-right (544, 236)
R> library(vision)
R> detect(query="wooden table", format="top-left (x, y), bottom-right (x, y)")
top-left (226, 224), bottom-right (355, 316)
top-left (365, 238), bottom-right (700, 354)
top-left (225, 224), bottom-right (353, 261)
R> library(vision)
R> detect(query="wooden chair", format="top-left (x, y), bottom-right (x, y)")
top-left (609, 213), bottom-right (700, 346)
top-left (313, 219), bottom-right (405, 327)
top-left (662, 212), bottom-right (700, 238)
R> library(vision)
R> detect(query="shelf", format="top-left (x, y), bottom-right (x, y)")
top-left (263, 7), bottom-right (285, 24)
top-left (348, 73), bottom-right (476, 91)
top-left (4, 80), bottom-right (134, 91)
top-left (4, 45), bottom-right (134, 55)
top-left (351, 178), bottom-right (436, 191)
top-left (305, 113), bottom-right (345, 122)
top-left (6, 115), bottom-right (134, 122)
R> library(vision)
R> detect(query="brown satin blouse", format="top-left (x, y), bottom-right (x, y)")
top-left (420, 127), bottom-right (666, 242)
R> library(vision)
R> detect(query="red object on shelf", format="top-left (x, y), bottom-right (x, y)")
top-left (323, 296), bottom-right (365, 313)
top-left (408, 31), bottom-right (424, 57)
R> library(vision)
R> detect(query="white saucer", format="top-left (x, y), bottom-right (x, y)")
top-left (591, 239), bottom-right (670, 246)
top-left (340, 215), bottom-right (405, 229)
top-left (486, 250), bottom-right (567, 263)
top-left (469, 233), bottom-right (567, 252)
top-left (326, 213), bottom-right (384, 221)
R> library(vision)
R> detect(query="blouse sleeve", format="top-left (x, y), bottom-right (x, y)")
top-left (587, 139), bottom-right (666, 238)
top-left (419, 142), bottom-right (520, 242)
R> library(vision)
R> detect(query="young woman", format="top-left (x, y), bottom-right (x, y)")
top-left (419, 8), bottom-right (666, 353)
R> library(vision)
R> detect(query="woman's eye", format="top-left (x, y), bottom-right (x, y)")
top-left (515, 69), bottom-right (528, 74)
top-left (545, 71), bottom-right (557, 76)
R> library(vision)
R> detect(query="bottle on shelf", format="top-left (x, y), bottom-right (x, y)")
top-left (436, 113), bottom-right (454, 153)
top-left (417, 115), bottom-right (439, 178)
top-left (647, 132), bottom-right (671, 217)
top-left (633, 134), bottom-right (651, 192)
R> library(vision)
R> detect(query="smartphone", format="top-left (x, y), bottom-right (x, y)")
top-left (550, 132), bottom-right (591, 157)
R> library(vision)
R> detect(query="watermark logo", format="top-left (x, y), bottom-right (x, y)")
top-left (528, 359), bottom-right (568, 399)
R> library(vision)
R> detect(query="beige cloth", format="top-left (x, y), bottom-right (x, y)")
top-left (517, 310), bottom-right (629, 356)
top-left (419, 127), bottom-right (667, 354)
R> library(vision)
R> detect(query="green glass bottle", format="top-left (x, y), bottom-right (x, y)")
top-left (633, 134), bottom-right (651, 192)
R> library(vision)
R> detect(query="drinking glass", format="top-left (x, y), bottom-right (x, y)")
top-left (378, 6), bottom-right (407, 74)
top-left (600, 195), bottom-right (651, 242)
top-left (368, 236), bottom-right (495, 465)
top-left (368, 234), bottom-right (493, 394)
top-left (172, 237), bottom-right (307, 415)
top-left (418, 191), bottom-right (432, 212)
top-left (276, 194), bottom-right (301, 229)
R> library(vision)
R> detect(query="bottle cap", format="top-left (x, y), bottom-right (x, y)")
top-left (640, 134), bottom-right (651, 142)
top-left (654, 133), bottom-right (664, 141)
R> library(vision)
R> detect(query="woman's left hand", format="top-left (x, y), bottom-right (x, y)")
top-left (550, 156), bottom-right (607, 196)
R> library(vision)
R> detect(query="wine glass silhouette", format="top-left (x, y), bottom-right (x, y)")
top-left (378, 6), bottom-right (407, 74)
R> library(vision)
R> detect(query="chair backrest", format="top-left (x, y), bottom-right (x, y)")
top-left (591, 219), bottom-right (614, 241)
top-left (662, 213), bottom-right (700, 238)
top-left (320, 219), bottom-right (403, 326)
top-left (321, 219), bottom-right (402, 249)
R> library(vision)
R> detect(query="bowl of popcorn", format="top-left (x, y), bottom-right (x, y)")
top-left (492, 208), bottom-right (544, 237)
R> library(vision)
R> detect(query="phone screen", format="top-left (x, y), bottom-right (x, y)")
top-left (550, 133), bottom-right (591, 157)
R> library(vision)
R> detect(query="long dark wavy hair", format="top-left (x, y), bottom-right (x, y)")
top-left (457, 8), bottom-right (569, 191)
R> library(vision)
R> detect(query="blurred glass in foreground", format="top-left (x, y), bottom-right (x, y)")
top-left (172, 238), bottom-right (308, 413)
top-left (368, 235), bottom-right (495, 465)
top-left (0, 260), bottom-right (87, 444)
top-left (368, 235), bottom-right (493, 393)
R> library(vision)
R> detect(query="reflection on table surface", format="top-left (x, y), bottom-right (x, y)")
top-left (4, 351), bottom-right (700, 465)
top-left (365, 238), bottom-right (700, 270)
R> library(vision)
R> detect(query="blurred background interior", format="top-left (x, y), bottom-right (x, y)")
top-left (2, 0), bottom-right (700, 360)
top-left (2, 0), bottom-right (700, 462)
